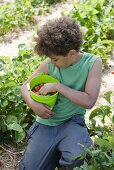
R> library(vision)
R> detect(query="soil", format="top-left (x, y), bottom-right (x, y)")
top-left (0, 0), bottom-right (114, 169)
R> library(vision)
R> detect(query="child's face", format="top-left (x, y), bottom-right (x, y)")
top-left (50, 50), bottom-right (77, 68)
top-left (50, 55), bottom-right (70, 68)
top-left (50, 52), bottom-right (73, 68)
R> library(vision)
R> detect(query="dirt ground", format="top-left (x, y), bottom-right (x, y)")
top-left (0, 0), bottom-right (114, 169)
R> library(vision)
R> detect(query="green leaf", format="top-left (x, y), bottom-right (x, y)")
top-left (0, 116), bottom-right (7, 131)
top-left (112, 115), bottom-right (114, 123)
top-left (15, 130), bottom-right (26, 143)
top-left (104, 91), bottom-right (113, 104)
top-left (6, 115), bottom-right (18, 124)
top-left (112, 152), bottom-right (114, 161)
top-left (103, 152), bottom-right (113, 163)
top-left (1, 100), bottom-right (8, 107)
top-left (7, 122), bottom-right (23, 132)
top-left (6, 81), bottom-right (17, 87)
top-left (89, 108), bottom-right (103, 119)
top-left (95, 138), bottom-right (109, 147)
top-left (80, 161), bottom-right (90, 170)
top-left (102, 40), bottom-right (114, 45)
top-left (8, 95), bottom-right (16, 101)
top-left (22, 123), bottom-right (28, 128)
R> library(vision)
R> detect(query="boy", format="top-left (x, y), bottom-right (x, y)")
top-left (19, 17), bottom-right (102, 170)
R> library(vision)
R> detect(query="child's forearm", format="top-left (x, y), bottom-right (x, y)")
top-left (55, 83), bottom-right (97, 109)
top-left (21, 84), bottom-right (33, 107)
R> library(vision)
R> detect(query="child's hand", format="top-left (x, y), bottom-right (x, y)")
top-left (30, 99), bottom-right (55, 119)
top-left (39, 83), bottom-right (58, 95)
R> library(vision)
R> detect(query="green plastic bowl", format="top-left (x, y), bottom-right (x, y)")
top-left (29, 73), bottom-right (59, 108)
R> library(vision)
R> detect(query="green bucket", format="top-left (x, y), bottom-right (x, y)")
top-left (29, 73), bottom-right (59, 108)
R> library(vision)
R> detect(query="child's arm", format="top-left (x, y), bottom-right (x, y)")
top-left (39, 58), bottom-right (102, 109)
top-left (21, 58), bottom-right (55, 118)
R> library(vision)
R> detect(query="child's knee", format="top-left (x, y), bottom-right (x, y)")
top-left (72, 153), bottom-right (92, 167)
top-left (59, 152), bottom-right (91, 168)
top-left (59, 154), bottom-right (82, 167)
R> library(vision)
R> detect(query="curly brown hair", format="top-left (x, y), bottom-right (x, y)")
top-left (35, 17), bottom-right (83, 57)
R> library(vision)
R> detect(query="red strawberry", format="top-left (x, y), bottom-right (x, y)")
top-left (39, 84), bottom-right (44, 89)
top-left (35, 85), bottom-right (40, 91)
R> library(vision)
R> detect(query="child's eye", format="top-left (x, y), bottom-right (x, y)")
top-left (52, 59), bottom-right (58, 62)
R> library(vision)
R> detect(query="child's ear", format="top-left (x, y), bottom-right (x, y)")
top-left (69, 49), bottom-right (77, 57)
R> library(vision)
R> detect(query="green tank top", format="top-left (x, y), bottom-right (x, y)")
top-left (36, 52), bottom-right (98, 126)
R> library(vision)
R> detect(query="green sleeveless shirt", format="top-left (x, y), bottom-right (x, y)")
top-left (36, 52), bottom-right (98, 126)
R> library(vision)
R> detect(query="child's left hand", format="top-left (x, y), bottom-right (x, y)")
top-left (39, 83), bottom-right (59, 95)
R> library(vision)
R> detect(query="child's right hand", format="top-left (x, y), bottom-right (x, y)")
top-left (30, 100), bottom-right (55, 119)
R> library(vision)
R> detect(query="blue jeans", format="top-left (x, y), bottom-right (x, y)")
top-left (19, 115), bottom-right (92, 170)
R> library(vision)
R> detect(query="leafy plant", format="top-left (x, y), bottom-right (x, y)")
top-left (73, 91), bottom-right (114, 169)
top-left (0, 0), bottom-right (65, 36)
top-left (44, 0), bottom-right (64, 5)
top-left (68, 0), bottom-right (114, 70)
top-left (0, 0), bottom-right (37, 36)
top-left (0, 44), bottom-right (44, 143)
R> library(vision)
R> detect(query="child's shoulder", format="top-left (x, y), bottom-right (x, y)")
top-left (83, 52), bottom-right (98, 59)
top-left (83, 52), bottom-right (100, 70)
top-left (83, 52), bottom-right (99, 63)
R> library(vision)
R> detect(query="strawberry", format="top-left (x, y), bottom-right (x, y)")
top-left (35, 85), bottom-right (40, 91)
top-left (38, 84), bottom-right (44, 89)
top-left (32, 84), bottom-right (48, 96)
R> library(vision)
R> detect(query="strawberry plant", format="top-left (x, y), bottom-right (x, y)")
top-left (0, 44), bottom-right (44, 143)
top-left (68, 0), bottom-right (114, 70)
top-left (73, 91), bottom-right (114, 169)
top-left (0, 0), bottom-right (36, 36)
top-left (0, 0), bottom-right (65, 36)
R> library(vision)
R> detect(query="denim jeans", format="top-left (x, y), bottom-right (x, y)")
top-left (18, 115), bottom-right (92, 170)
